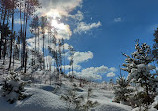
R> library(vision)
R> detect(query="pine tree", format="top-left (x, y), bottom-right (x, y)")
top-left (122, 41), bottom-right (157, 108)
top-left (41, 16), bottom-right (47, 70)
top-left (1, 72), bottom-right (31, 104)
top-left (68, 46), bottom-right (75, 82)
top-left (153, 27), bottom-right (158, 63)
top-left (30, 16), bottom-right (40, 51)
top-left (61, 83), bottom-right (84, 111)
top-left (113, 74), bottom-right (132, 104)
top-left (82, 88), bottom-right (98, 111)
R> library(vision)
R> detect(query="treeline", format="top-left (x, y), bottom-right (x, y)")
top-left (0, 0), bottom-right (40, 73)
top-left (0, 0), bottom-right (78, 85)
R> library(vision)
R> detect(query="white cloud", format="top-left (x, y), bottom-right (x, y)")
top-left (69, 11), bottom-right (84, 21)
top-left (74, 21), bottom-right (101, 34)
top-left (63, 43), bottom-right (72, 50)
top-left (73, 51), bottom-right (93, 64)
top-left (74, 71), bottom-right (102, 80)
top-left (66, 51), bottom-right (93, 70)
top-left (38, 0), bottom-right (101, 35)
top-left (114, 17), bottom-right (122, 22)
top-left (55, 25), bottom-right (72, 40)
top-left (107, 72), bottom-right (116, 77)
top-left (109, 67), bottom-right (117, 72)
top-left (82, 66), bottom-right (109, 74)
top-left (38, 0), bottom-right (83, 16)
top-left (35, 0), bottom-right (82, 40)
top-left (70, 65), bottom-right (109, 80)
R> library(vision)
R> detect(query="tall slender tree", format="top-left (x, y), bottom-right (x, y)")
top-left (69, 46), bottom-right (75, 76)
top-left (41, 16), bottom-right (47, 70)
top-left (8, 0), bottom-right (18, 69)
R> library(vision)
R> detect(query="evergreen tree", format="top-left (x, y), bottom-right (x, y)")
top-left (113, 74), bottom-right (132, 104)
top-left (1, 72), bottom-right (31, 104)
top-left (61, 83), bottom-right (84, 111)
top-left (122, 41), bottom-right (157, 108)
top-left (30, 15), bottom-right (40, 51)
top-left (153, 27), bottom-right (158, 63)
top-left (82, 88), bottom-right (98, 111)
top-left (41, 16), bottom-right (47, 70)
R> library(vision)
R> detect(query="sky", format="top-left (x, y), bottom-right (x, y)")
top-left (15, 0), bottom-right (158, 82)
top-left (67, 0), bottom-right (158, 82)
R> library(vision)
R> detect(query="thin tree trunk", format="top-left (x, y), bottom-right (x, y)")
top-left (9, 8), bottom-right (15, 70)
top-left (35, 28), bottom-right (37, 51)
top-left (3, 10), bottom-right (10, 64)
top-left (22, 1), bottom-right (26, 68)
top-left (43, 33), bottom-right (45, 69)
top-left (24, 14), bottom-right (28, 73)
top-left (0, 8), bottom-right (7, 59)
top-left (38, 28), bottom-right (39, 53)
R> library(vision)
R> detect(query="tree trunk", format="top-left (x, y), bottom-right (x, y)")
top-left (0, 8), bottom-right (7, 59)
top-left (8, 8), bottom-right (15, 70)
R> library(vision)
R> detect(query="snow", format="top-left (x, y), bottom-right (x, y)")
top-left (0, 83), bottom-right (133, 111)
top-left (95, 104), bottom-right (130, 111)
top-left (89, 89), bottom-right (132, 111)
top-left (0, 87), bottom-right (73, 111)
top-left (0, 59), bottom-right (157, 111)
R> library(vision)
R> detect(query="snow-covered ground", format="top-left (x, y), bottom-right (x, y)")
top-left (0, 59), bottom-right (156, 111)
top-left (0, 87), bottom-right (73, 111)
top-left (0, 84), bottom-right (132, 111)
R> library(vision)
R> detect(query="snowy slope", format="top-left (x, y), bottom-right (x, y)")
top-left (0, 59), bottom-right (156, 111)
top-left (0, 83), bottom-right (133, 111)
top-left (0, 87), bottom-right (73, 111)
top-left (91, 89), bottom-right (132, 111)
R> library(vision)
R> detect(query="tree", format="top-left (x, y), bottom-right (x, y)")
top-left (153, 27), bottom-right (158, 63)
top-left (68, 46), bottom-right (75, 77)
top-left (1, 72), bottom-right (31, 104)
top-left (61, 83), bottom-right (84, 111)
top-left (122, 41), bottom-right (157, 108)
top-left (8, 0), bottom-right (19, 70)
top-left (21, 0), bottom-right (40, 73)
top-left (40, 16), bottom-right (47, 70)
top-left (113, 73), bottom-right (132, 104)
top-left (30, 15), bottom-right (40, 51)
top-left (0, 0), bottom-right (12, 59)
top-left (82, 88), bottom-right (98, 111)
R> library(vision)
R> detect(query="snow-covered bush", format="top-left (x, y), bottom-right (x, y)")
top-left (82, 88), bottom-right (98, 111)
top-left (61, 84), bottom-right (98, 111)
top-left (121, 42), bottom-right (157, 108)
top-left (113, 75), bottom-right (133, 104)
top-left (0, 72), bottom-right (30, 104)
top-left (61, 83), bottom-right (84, 110)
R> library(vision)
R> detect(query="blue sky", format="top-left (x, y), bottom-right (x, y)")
top-left (64, 0), bottom-right (158, 81)
top-left (17, 0), bottom-right (158, 82)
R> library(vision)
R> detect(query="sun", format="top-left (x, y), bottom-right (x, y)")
top-left (51, 19), bottom-right (67, 30)
top-left (45, 9), bottom-right (72, 39)
top-left (46, 10), bottom-right (66, 30)
top-left (46, 9), bottom-right (61, 19)
top-left (51, 19), bottom-right (59, 28)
